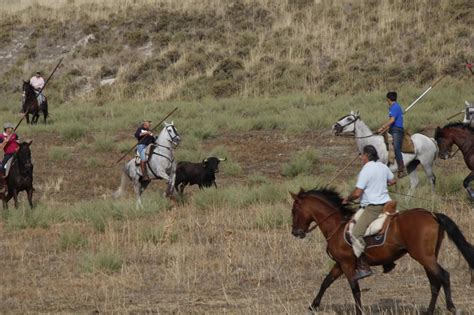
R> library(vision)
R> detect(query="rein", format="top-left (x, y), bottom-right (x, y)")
top-left (335, 115), bottom-right (381, 139)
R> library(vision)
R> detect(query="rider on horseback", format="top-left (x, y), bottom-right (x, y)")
top-left (377, 91), bottom-right (407, 178)
top-left (29, 71), bottom-right (46, 106)
top-left (135, 120), bottom-right (154, 181)
top-left (343, 145), bottom-right (397, 281)
top-left (0, 123), bottom-right (19, 192)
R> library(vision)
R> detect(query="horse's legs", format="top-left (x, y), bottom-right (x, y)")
top-left (463, 171), bottom-right (474, 199)
top-left (339, 262), bottom-right (362, 315)
top-left (13, 191), bottom-right (18, 209)
top-left (416, 158), bottom-right (437, 192)
top-left (133, 179), bottom-right (144, 208)
top-left (27, 189), bottom-right (34, 209)
top-left (407, 170), bottom-right (420, 198)
top-left (424, 265), bottom-right (455, 314)
top-left (25, 113), bottom-right (30, 124)
top-left (310, 263), bottom-right (343, 310)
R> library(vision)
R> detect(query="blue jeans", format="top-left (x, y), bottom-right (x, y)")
top-left (389, 127), bottom-right (403, 163)
top-left (137, 144), bottom-right (147, 161)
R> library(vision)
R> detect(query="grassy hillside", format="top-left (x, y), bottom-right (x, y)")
top-left (0, 0), bottom-right (473, 102)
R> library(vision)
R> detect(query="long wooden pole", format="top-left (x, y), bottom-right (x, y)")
top-left (115, 107), bottom-right (178, 164)
top-left (327, 154), bottom-right (360, 186)
top-left (404, 75), bottom-right (445, 113)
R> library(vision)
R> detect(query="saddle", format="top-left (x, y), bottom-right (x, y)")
top-left (383, 130), bottom-right (415, 155)
top-left (344, 201), bottom-right (398, 249)
top-left (134, 144), bottom-right (154, 165)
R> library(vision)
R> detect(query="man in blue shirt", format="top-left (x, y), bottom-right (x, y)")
top-left (377, 91), bottom-right (407, 178)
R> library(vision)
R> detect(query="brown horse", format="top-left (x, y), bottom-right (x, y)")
top-left (435, 122), bottom-right (474, 199)
top-left (290, 187), bottom-right (474, 315)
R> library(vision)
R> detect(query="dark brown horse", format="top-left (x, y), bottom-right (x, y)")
top-left (1, 141), bottom-right (34, 209)
top-left (290, 187), bottom-right (474, 315)
top-left (435, 122), bottom-right (474, 199)
top-left (22, 81), bottom-right (48, 124)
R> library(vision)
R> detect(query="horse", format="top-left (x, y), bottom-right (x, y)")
top-left (290, 187), bottom-right (474, 315)
top-left (1, 141), bottom-right (34, 209)
top-left (113, 122), bottom-right (181, 207)
top-left (333, 111), bottom-right (438, 195)
top-left (22, 81), bottom-right (48, 124)
top-left (434, 122), bottom-right (474, 199)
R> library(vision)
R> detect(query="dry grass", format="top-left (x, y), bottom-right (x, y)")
top-left (0, 0), bottom-right (472, 100)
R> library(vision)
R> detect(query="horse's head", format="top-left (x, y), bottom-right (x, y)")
top-left (161, 121), bottom-right (181, 147)
top-left (434, 126), bottom-right (455, 160)
top-left (289, 188), bottom-right (314, 239)
top-left (332, 110), bottom-right (360, 136)
top-left (17, 140), bottom-right (33, 170)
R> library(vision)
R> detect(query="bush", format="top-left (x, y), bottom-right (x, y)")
top-left (61, 125), bottom-right (86, 140)
top-left (59, 229), bottom-right (88, 250)
top-left (81, 248), bottom-right (123, 274)
top-left (281, 148), bottom-right (319, 177)
top-left (48, 147), bottom-right (72, 161)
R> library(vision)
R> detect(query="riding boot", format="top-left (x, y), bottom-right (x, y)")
top-left (396, 160), bottom-right (407, 178)
top-left (353, 254), bottom-right (372, 281)
top-left (140, 161), bottom-right (150, 181)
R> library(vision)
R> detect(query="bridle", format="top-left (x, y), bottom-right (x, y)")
top-left (334, 114), bottom-right (382, 139)
top-left (145, 125), bottom-right (180, 179)
top-left (295, 196), bottom-right (349, 241)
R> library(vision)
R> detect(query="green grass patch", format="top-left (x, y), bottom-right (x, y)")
top-left (281, 148), bottom-right (319, 177)
top-left (81, 248), bottom-right (123, 274)
top-left (48, 147), bottom-right (72, 161)
top-left (59, 229), bottom-right (88, 250)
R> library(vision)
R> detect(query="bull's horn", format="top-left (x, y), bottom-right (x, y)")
top-left (219, 157), bottom-right (227, 161)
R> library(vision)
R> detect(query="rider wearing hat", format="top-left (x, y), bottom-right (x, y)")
top-left (343, 145), bottom-right (397, 281)
top-left (0, 122), bottom-right (19, 181)
top-left (29, 71), bottom-right (46, 105)
top-left (134, 120), bottom-right (154, 181)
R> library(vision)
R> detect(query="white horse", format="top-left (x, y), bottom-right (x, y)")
top-left (113, 122), bottom-right (181, 207)
top-left (332, 111), bottom-right (438, 195)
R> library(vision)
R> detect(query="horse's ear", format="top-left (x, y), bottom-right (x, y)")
top-left (24, 140), bottom-right (32, 146)
top-left (355, 110), bottom-right (360, 116)
top-left (350, 110), bottom-right (354, 115)
top-left (289, 191), bottom-right (298, 201)
top-left (171, 121), bottom-right (174, 125)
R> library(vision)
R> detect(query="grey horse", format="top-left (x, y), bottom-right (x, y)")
top-left (114, 122), bottom-right (181, 207)
top-left (333, 111), bottom-right (438, 195)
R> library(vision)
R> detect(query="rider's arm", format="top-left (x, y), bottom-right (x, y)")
top-left (343, 188), bottom-right (363, 204)
top-left (387, 178), bottom-right (397, 186)
top-left (377, 117), bottom-right (395, 133)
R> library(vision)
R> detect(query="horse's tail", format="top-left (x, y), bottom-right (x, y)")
top-left (435, 213), bottom-right (474, 282)
top-left (113, 166), bottom-right (129, 199)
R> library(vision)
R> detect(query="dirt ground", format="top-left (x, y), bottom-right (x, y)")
top-left (1, 128), bottom-right (474, 314)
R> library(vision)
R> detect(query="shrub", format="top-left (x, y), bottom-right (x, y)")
top-left (281, 148), bottom-right (319, 177)
top-left (48, 147), bottom-right (72, 161)
top-left (61, 125), bottom-right (86, 140)
top-left (81, 248), bottom-right (123, 274)
top-left (59, 229), bottom-right (88, 250)
top-left (255, 206), bottom-right (288, 230)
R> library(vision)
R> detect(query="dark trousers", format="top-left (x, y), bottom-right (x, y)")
top-left (389, 127), bottom-right (404, 163)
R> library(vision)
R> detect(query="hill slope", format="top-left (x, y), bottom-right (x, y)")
top-left (0, 0), bottom-right (473, 102)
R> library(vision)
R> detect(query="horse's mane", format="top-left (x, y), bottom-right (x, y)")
top-left (298, 186), bottom-right (355, 218)
top-left (441, 122), bottom-right (474, 134)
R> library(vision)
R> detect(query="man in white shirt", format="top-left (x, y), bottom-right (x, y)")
top-left (29, 71), bottom-right (46, 105)
top-left (343, 145), bottom-right (397, 281)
